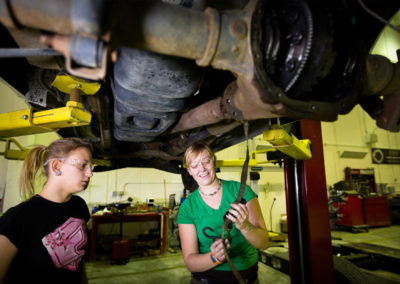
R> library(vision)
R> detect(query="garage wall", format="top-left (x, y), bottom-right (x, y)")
top-left (322, 105), bottom-right (400, 193)
top-left (0, 78), bottom-right (30, 213)
top-left (83, 168), bottom-right (185, 208)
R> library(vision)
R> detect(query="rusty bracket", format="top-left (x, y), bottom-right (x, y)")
top-left (221, 81), bottom-right (244, 121)
top-left (41, 34), bottom-right (108, 81)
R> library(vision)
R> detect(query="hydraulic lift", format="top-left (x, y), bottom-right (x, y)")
top-left (284, 120), bottom-right (334, 284)
top-left (253, 120), bottom-right (334, 284)
top-left (0, 74), bottom-right (99, 138)
top-left (257, 121), bottom-right (399, 283)
top-left (251, 121), bottom-right (332, 284)
top-left (213, 121), bottom-right (329, 284)
top-left (215, 124), bottom-right (312, 168)
top-left (0, 137), bottom-right (110, 168)
top-left (0, 74), bottom-right (110, 168)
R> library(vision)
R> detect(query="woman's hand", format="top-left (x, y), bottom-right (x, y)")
top-left (227, 203), bottom-right (253, 232)
top-left (210, 238), bottom-right (230, 263)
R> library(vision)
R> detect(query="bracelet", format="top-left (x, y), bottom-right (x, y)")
top-left (209, 251), bottom-right (222, 265)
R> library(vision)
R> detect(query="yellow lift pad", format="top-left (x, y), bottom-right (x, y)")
top-left (215, 149), bottom-right (278, 168)
top-left (0, 101), bottom-right (91, 138)
top-left (52, 75), bottom-right (101, 95)
top-left (263, 128), bottom-right (312, 160)
top-left (214, 126), bottom-right (311, 168)
top-left (0, 138), bottom-right (31, 160)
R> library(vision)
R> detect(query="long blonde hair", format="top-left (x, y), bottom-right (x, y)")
top-left (19, 137), bottom-right (93, 199)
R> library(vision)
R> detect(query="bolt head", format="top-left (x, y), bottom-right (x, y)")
top-left (285, 59), bottom-right (296, 72)
top-left (231, 20), bottom-right (247, 39)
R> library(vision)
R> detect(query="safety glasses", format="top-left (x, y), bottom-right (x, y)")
top-left (189, 157), bottom-right (214, 170)
top-left (44, 158), bottom-right (93, 172)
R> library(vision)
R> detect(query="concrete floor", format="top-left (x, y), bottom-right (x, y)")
top-left (331, 224), bottom-right (400, 250)
top-left (85, 225), bottom-right (400, 283)
top-left (331, 225), bottom-right (400, 283)
top-left (85, 251), bottom-right (290, 284)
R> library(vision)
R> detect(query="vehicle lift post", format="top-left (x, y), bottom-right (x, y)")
top-left (284, 120), bottom-right (334, 284)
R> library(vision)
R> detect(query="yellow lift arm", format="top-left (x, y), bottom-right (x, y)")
top-left (0, 137), bottom-right (111, 167)
top-left (216, 125), bottom-right (312, 167)
top-left (0, 74), bottom-right (110, 166)
top-left (0, 138), bottom-right (30, 160)
top-left (0, 74), bottom-right (100, 139)
top-left (0, 101), bottom-right (91, 138)
top-left (263, 127), bottom-right (312, 160)
top-left (215, 148), bottom-right (278, 168)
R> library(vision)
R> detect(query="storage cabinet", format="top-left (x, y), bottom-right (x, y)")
top-left (364, 196), bottom-right (391, 227)
top-left (335, 195), bottom-right (364, 227)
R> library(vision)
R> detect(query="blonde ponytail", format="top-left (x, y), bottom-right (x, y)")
top-left (19, 145), bottom-right (46, 199)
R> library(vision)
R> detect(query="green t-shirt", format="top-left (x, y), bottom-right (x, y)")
top-left (177, 179), bottom-right (258, 271)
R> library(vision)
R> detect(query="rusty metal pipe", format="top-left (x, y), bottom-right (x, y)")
top-left (170, 97), bottom-right (231, 134)
top-left (109, 0), bottom-right (210, 61)
top-left (1, 0), bottom-right (105, 36)
top-left (1, 0), bottom-right (74, 34)
top-left (364, 54), bottom-right (400, 97)
top-left (170, 79), bottom-right (283, 134)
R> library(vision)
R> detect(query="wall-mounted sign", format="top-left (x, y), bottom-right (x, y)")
top-left (371, 148), bottom-right (400, 164)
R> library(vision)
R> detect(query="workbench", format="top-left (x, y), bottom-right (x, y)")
top-left (89, 212), bottom-right (168, 261)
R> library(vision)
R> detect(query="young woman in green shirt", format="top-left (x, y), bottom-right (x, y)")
top-left (177, 142), bottom-right (269, 283)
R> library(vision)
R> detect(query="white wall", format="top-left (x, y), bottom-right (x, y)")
top-left (1, 78), bottom-right (30, 212)
top-left (82, 168), bottom-right (185, 209)
top-left (322, 105), bottom-right (400, 193)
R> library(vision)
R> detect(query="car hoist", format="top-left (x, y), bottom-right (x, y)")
top-left (0, 137), bottom-right (110, 167)
top-left (215, 124), bottom-right (312, 168)
top-left (0, 74), bottom-right (110, 166)
top-left (0, 74), bottom-right (100, 138)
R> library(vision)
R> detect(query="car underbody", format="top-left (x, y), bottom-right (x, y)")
top-left (0, 0), bottom-right (399, 176)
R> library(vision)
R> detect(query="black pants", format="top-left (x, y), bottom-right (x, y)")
top-left (190, 277), bottom-right (259, 284)
top-left (190, 263), bottom-right (258, 284)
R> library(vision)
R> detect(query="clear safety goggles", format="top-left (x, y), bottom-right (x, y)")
top-left (189, 157), bottom-right (214, 170)
top-left (44, 158), bottom-right (93, 172)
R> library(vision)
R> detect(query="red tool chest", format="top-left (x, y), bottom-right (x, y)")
top-left (335, 195), bottom-right (365, 226)
top-left (363, 196), bottom-right (391, 227)
top-left (335, 195), bottom-right (391, 228)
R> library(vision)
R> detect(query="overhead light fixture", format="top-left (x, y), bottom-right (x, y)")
top-left (339, 151), bottom-right (368, 159)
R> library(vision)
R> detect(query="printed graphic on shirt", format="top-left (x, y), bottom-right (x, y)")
top-left (42, 217), bottom-right (87, 271)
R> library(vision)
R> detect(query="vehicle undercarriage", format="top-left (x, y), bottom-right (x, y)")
top-left (0, 0), bottom-right (399, 175)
